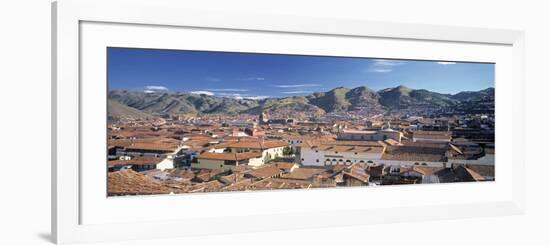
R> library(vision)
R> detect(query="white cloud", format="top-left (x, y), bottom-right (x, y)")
top-left (273, 84), bottom-right (321, 88)
top-left (143, 90), bottom-right (156, 93)
top-left (244, 96), bottom-right (269, 100)
top-left (217, 93), bottom-right (250, 99)
top-left (239, 77), bottom-right (265, 81)
top-left (281, 90), bottom-right (313, 94)
top-left (190, 91), bottom-right (215, 96)
top-left (365, 59), bottom-right (406, 73)
top-left (145, 85), bottom-right (168, 91)
top-left (436, 61), bottom-right (457, 65)
top-left (368, 68), bottom-right (393, 73)
top-left (373, 59), bottom-right (405, 66)
top-left (207, 88), bottom-right (249, 92)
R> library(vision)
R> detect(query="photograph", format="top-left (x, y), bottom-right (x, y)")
top-left (106, 47), bottom-right (495, 196)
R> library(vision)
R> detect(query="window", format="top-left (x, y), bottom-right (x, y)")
top-left (316, 159), bottom-right (319, 162)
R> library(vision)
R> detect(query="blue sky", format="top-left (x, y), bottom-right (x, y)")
top-left (108, 47), bottom-right (494, 99)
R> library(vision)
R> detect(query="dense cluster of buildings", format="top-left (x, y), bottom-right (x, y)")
top-left (107, 112), bottom-right (495, 196)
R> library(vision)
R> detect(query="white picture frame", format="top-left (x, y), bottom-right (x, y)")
top-left (52, 0), bottom-right (525, 244)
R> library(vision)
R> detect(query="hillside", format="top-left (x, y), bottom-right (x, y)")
top-left (452, 87), bottom-right (495, 101)
top-left (108, 86), bottom-right (495, 118)
top-left (108, 99), bottom-right (151, 119)
top-left (378, 85), bottom-right (457, 109)
top-left (308, 87), bottom-right (351, 112)
top-left (108, 90), bottom-right (260, 116)
top-left (250, 96), bottom-right (326, 118)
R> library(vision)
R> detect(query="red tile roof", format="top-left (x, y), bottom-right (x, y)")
top-left (224, 140), bottom-right (288, 149)
top-left (125, 143), bottom-right (179, 152)
top-left (413, 131), bottom-right (452, 140)
top-left (108, 170), bottom-right (173, 195)
top-left (244, 165), bottom-right (284, 179)
top-left (198, 151), bottom-right (262, 161)
top-left (108, 158), bottom-right (164, 167)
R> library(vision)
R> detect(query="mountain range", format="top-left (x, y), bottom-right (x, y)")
top-left (108, 86), bottom-right (494, 119)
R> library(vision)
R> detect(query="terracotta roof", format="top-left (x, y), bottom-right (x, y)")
top-left (281, 167), bottom-right (327, 180)
top-left (193, 169), bottom-right (223, 182)
top-left (224, 140), bottom-right (289, 149)
top-left (272, 162), bottom-right (297, 172)
top-left (198, 151), bottom-right (262, 161)
top-left (166, 168), bottom-right (196, 179)
top-left (366, 165), bottom-right (385, 177)
top-left (125, 143), bottom-right (179, 152)
top-left (108, 158), bottom-right (164, 167)
top-left (222, 179), bottom-right (255, 192)
top-left (244, 165), bottom-right (284, 179)
top-left (219, 174), bottom-right (246, 185)
top-left (231, 165), bottom-right (252, 173)
top-left (454, 165), bottom-right (485, 181)
top-left (249, 178), bottom-right (316, 190)
top-left (342, 165), bottom-right (370, 183)
top-left (401, 166), bottom-right (443, 176)
top-left (108, 170), bottom-right (173, 195)
top-left (464, 165), bottom-right (494, 177)
top-left (413, 131), bottom-right (452, 140)
top-left (108, 140), bottom-right (134, 148)
top-left (382, 144), bottom-right (447, 162)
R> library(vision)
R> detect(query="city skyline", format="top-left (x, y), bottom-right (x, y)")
top-left (108, 47), bottom-right (495, 99)
top-left (107, 47), bottom-right (496, 196)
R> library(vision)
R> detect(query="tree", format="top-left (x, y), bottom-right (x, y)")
top-left (283, 146), bottom-right (294, 156)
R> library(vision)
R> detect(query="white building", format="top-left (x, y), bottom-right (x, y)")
top-left (193, 140), bottom-right (289, 170)
top-left (299, 141), bottom-right (385, 166)
top-left (156, 158), bottom-right (175, 170)
top-left (337, 123), bottom-right (403, 143)
top-left (192, 151), bottom-right (264, 170)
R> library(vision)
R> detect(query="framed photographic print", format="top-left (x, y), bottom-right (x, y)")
top-left (52, 0), bottom-right (525, 244)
